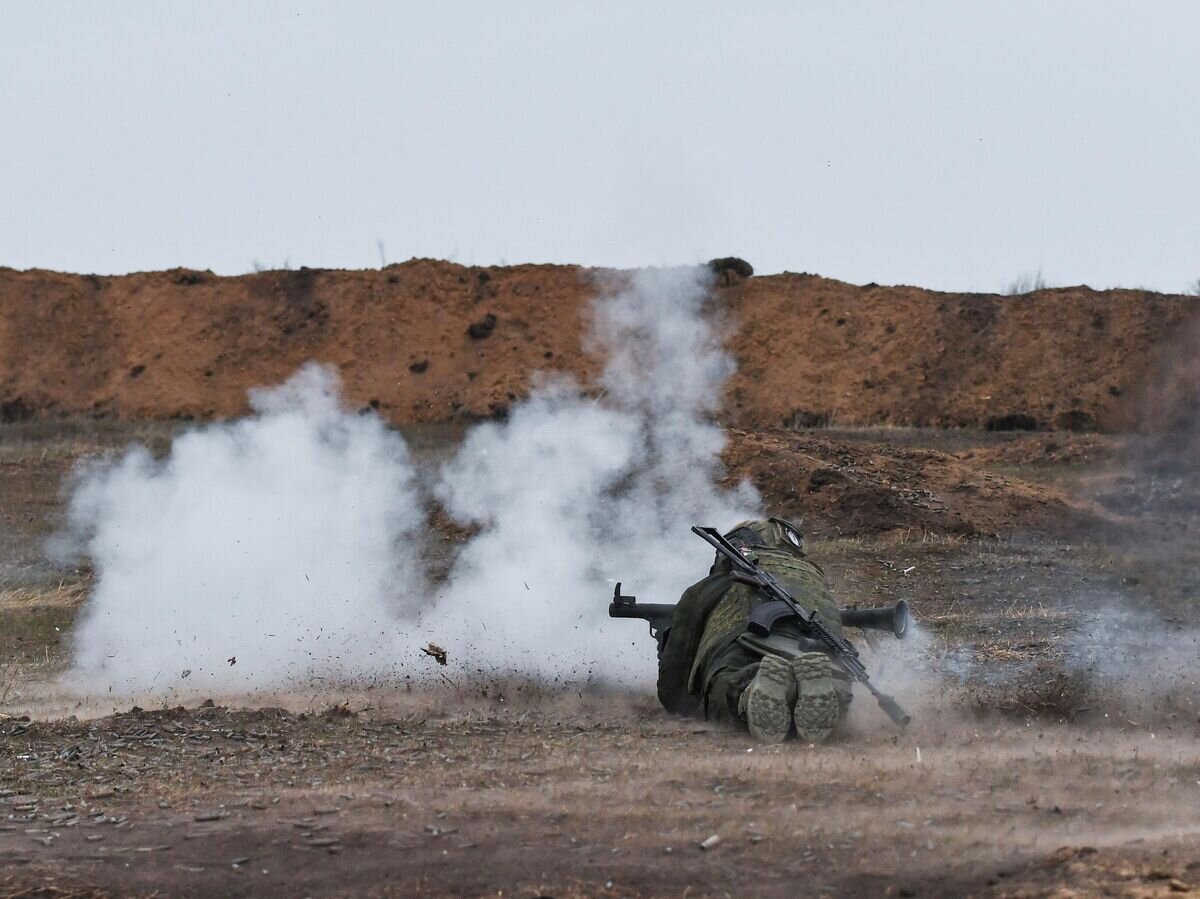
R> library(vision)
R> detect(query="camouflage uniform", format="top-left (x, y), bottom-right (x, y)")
top-left (657, 519), bottom-right (853, 741)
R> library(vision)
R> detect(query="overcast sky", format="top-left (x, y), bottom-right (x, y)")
top-left (3, 2), bottom-right (1198, 292)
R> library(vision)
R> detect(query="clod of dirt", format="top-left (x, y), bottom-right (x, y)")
top-left (467, 313), bottom-right (497, 340)
top-left (708, 257), bottom-right (754, 284)
top-left (321, 701), bottom-right (355, 718)
top-left (421, 643), bottom-right (448, 666)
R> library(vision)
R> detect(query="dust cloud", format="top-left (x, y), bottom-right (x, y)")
top-left (58, 266), bottom-right (760, 696)
top-left (58, 364), bottom-right (426, 693)
top-left (1067, 601), bottom-right (1200, 715)
top-left (1061, 314), bottom-right (1200, 716)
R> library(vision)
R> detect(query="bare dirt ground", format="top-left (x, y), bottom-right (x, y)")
top-left (3, 422), bottom-right (1200, 897)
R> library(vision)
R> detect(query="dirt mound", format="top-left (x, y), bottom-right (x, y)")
top-left (722, 429), bottom-right (1118, 538)
top-left (1, 261), bottom-right (1196, 430)
top-left (726, 274), bottom-right (1199, 433)
top-left (0, 261), bottom-right (597, 424)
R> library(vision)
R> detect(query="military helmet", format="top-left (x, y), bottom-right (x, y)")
top-left (723, 517), bottom-right (805, 555)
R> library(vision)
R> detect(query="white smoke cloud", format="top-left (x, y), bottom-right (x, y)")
top-left (424, 267), bottom-right (759, 682)
top-left (60, 265), bottom-right (759, 696)
top-left (62, 364), bottom-right (425, 693)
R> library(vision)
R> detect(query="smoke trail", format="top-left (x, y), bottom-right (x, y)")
top-left (61, 365), bottom-right (425, 693)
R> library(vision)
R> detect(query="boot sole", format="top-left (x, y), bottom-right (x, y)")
top-left (746, 654), bottom-right (794, 744)
top-left (792, 652), bottom-right (839, 743)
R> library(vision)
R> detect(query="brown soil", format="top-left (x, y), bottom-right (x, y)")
top-left (722, 429), bottom-right (1121, 539)
top-left (3, 421), bottom-right (1200, 897)
top-left (951, 432), bottom-right (1123, 470)
top-left (1, 263), bottom-right (1196, 431)
top-left (3, 698), bottom-right (1200, 899)
top-left (725, 275), bottom-right (1198, 433)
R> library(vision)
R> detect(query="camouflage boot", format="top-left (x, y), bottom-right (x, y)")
top-left (791, 652), bottom-right (839, 743)
top-left (740, 654), bottom-right (795, 744)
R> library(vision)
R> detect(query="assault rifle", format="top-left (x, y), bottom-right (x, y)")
top-left (608, 585), bottom-right (909, 653)
top-left (690, 525), bottom-right (910, 728)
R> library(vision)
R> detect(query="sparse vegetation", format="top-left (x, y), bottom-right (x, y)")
top-left (0, 663), bottom-right (15, 706)
top-left (1005, 269), bottom-right (1048, 295)
top-left (0, 584), bottom-right (84, 676)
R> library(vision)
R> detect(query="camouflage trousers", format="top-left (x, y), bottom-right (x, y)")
top-left (703, 637), bottom-right (853, 729)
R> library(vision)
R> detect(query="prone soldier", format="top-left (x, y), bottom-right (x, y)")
top-left (611, 518), bottom-right (908, 744)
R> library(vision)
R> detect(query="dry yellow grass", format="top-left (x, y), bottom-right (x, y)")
top-left (0, 580), bottom-right (89, 611)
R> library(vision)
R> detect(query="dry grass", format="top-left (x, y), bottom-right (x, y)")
top-left (0, 580), bottom-right (87, 694)
top-left (0, 869), bottom-right (118, 899)
top-left (968, 663), bottom-right (1097, 719)
top-left (0, 663), bottom-right (16, 707)
top-left (0, 581), bottom-right (88, 611)
top-left (883, 528), bottom-right (970, 547)
top-left (808, 529), bottom-right (973, 554)
top-left (1005, 269), bottom-right (1049, 295)
top-left (0, 421), bottom-right (179, 466)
